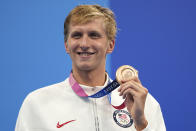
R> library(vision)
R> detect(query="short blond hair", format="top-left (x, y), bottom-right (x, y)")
top-left (64, 5), bottom-right (117, 42)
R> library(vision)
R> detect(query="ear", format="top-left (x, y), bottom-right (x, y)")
top-left (106, 40), bottom-right (115, 54)
top-left (64, 42), bottom-right (70, 54)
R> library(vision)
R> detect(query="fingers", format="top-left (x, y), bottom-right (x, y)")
top-left (122, 88), bottom-right (137, 99)
top-left (118, 80), bottom-right (143, 93)
top-left (118, 79), bottom-right (148, 99)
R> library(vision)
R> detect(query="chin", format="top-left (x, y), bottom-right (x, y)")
top-left (76, 64), bottom-right (95, 71)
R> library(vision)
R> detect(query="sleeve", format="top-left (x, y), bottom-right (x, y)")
top-left (15, 96), bottom-right (30, 131)
top-left (15, 92), bottom-right (36, 131)
top-left (140, 94), bottom-right (166, 131)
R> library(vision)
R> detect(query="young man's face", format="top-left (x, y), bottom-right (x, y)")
top-left (65, 18), bottom-right (114, 71)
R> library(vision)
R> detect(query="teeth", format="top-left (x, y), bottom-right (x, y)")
top-left (81, 53), bottom-right (88, 56)
top-left (78, 52), bottom-right (95, 55)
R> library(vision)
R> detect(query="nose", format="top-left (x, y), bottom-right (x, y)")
top-left (80, 34), bottom-right (89, 50)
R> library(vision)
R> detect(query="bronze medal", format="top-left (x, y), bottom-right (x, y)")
top-left (116, 65), bottom-right (138, 84)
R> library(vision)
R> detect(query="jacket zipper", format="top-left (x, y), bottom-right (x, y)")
top-left (92, 99), bottom-right (100, 131)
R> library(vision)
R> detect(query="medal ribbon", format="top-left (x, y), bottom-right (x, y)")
top-left (69, 73), bottom-right (125, 109)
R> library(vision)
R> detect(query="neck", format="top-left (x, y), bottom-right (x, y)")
top-left (72, 67), bottom-right (106, 87)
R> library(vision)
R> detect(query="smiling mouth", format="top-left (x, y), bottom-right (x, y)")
top-left (77, 52), bottom-right (96, 56)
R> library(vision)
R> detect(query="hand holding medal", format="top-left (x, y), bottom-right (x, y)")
top-left (116, 65), bottom-right (148, 130)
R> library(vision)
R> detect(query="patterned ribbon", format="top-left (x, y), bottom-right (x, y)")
top-left (69, 73), bottom-right (125, 109)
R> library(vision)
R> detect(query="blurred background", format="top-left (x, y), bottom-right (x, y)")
top-left (0, 0), bottom-right (195, 130)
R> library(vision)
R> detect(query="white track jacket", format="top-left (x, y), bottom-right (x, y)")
top-left (15, 76), bottom-right (166, 131)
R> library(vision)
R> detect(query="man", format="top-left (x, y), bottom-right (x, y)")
top-left (15, 5), bottom-right (166, 131)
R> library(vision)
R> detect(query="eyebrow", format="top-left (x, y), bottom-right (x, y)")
top-left (70, 31), bottom-right (82, 36)
top-left (70, 30), bottom-right (102, 34)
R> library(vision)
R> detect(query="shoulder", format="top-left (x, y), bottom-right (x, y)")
top-left (144, 93), bottom-right (162, 118)
top-left (146, 93), bottom-right (160, 108)
top-left (22, 78), bottom-right (71, 106)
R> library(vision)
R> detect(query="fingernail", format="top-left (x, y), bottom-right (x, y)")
top-left (123, 95), bottom-right (125, 99)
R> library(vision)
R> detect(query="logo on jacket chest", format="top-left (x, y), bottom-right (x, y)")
top-left (56, 120), bottom-right (76, 128)
top-left (113, 110), bottom-right (133, 128)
